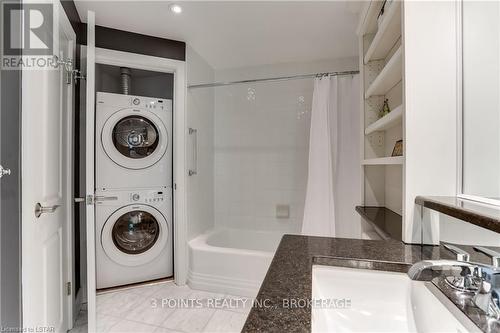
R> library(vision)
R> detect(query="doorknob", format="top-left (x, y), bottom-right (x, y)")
top-left (35, 203), bottom-right (60, 218)
top-left (0, 165), bottom-right (11, 178)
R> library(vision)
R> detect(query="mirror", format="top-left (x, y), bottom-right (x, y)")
top-left (462, 0), bottom-right (500, 201)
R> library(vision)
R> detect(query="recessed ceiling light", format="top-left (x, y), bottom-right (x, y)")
top-left (169, 4), bottom-right (182, 14)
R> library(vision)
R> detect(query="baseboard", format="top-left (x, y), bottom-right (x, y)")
top-left (187, 269), bottom-right (260, 298)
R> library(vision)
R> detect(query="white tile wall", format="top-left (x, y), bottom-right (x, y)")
top-left (213, 79), bottom-right (313, 233)
top-left (187, 56), bottom-right (360, 236)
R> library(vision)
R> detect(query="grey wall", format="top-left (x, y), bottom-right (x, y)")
top-left (0, 0), bottom-right (22, 328)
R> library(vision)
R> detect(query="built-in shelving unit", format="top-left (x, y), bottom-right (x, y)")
top-left (357, 0), bottom-right (405, 241)
top-left (365, 104), bottom-right (403, 135)
top-left (356, 1), bottom-right (460, 244)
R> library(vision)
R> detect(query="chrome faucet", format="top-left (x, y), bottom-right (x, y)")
top-left (408, 244), bottom-right (500, 320)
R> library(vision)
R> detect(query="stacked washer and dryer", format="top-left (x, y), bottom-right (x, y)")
top-left (95, 90), bottom-right (173, 289)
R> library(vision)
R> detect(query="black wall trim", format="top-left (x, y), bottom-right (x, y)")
top-left (1, 0), bottom-right (22, 327)
top-left (60, 0), bottom-right (81, 36)
top-left (81, 24), bottom-right (186, 61)
top-left (60, 0), bottom-right (186, 61)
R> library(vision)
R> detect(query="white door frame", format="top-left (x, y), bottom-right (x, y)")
top-left (21, 0), bottom-right (76, 330)
top-left (59, 4), bottom-right (77, 329)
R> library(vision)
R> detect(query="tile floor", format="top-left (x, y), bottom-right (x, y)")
top-left (70, 281), bottom-right (251, 333)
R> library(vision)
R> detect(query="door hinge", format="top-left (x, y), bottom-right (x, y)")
top-left (66, 71), bottom-right (72, 85)
top-left (174, 183), bottom-right (177, 190)
top-left (66, 282), bottom-right (71, 295)
top-left (72, 69), bottom-right (86, 83)
top-left (0, 165), bottom-right (11, 179)
top-left (86, 194), bottom-right (95, 205)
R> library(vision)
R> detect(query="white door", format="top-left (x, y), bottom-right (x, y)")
top-left (21, 2), bottom-right (76, 332)
top-left (83, 10), bottom-right (97, 333)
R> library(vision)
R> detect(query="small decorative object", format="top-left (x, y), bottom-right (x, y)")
top-left (379, 99), bottom-right (391, 118)
top-left (377, 0), bottom-right (388, 27)
top-left (247, 87), bottom-right (256, 101)
top-left (392, 140), bottom-right (403, 157)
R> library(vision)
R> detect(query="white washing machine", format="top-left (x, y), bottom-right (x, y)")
top-left (95, 188), bottom-right (173, 289)
top-left (96, 92), bottom-right (172, 190)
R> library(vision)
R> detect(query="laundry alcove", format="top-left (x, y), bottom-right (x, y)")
top-left (95, 64), bottom-right (174, 100)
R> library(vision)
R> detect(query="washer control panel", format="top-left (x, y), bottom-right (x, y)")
top-left (128, 190), bottom-right (167, 204)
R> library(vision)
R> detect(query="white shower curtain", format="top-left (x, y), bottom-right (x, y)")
top-left (302, 75), bottom-right (361, 238)
top-left (302, 76), bottom-right (337, 237)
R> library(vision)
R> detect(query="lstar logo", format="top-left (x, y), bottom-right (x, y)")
top-left (3, 2), bottom-right (53, 55)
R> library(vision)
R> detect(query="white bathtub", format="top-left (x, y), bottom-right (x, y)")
top-left (188, 229), bottom-right (283, 297)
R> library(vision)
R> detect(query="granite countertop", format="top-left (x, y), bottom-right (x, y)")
top-left (415, 196), bottom-right (500, 234)
top-left (242, 235), bottom-right (496, 333)
top-left (355, 206), bottom-right (402, 241)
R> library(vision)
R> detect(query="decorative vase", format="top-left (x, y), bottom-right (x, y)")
top-left (379, 99), bottom-right (391, 118)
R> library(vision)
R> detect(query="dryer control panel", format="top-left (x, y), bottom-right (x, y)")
top-left (96, 92), bottom-right (172, 112)
top-left (128, 96), bottom-right (171, 112)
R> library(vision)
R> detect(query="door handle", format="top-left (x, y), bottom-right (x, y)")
top-left (94, 195), bottom-right (118, 202)
top-left (0, 165), bottom-right (11, 178)
top-left (35, 203), bottom-right (60, 218)
top-left (75, 195), bottom-right (118, 205)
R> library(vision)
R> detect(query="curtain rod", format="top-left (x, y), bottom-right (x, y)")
top-left (187, 70), bottom-right (360, 89)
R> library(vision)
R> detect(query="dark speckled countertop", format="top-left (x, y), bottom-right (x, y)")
top-left (415, 196), bottom-right (500, 233)
top-left (242, 235), bottom-right (496, 333)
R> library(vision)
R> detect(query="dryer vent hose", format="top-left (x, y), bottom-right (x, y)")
top-left (120, 67), bottom-right (132, 95)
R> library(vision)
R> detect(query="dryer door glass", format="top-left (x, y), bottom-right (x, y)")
top-left (112, 116), bottom-right (160, 159)
top-left (112, 211), bottom-right (160, 254)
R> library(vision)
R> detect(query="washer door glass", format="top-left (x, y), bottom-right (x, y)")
top-left (112, 116), bottom-right (159, 159)
top-left (112, 210), bottom-right (160, 254)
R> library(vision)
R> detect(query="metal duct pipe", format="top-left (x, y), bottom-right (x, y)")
top-left (120, 67), bottom-right (131, 95)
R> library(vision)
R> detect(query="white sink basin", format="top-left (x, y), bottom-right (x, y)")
top-left (312, 265), bottom-right (475, 333)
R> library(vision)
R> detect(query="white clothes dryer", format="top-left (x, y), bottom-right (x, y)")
top-left (95, 92), bottom-right (172, 190)
top-left (95, 188), bottom-right (173, 289)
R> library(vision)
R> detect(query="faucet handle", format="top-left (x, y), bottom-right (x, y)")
top-left (474, 279), bottom-right (500, 320)
top-left (474, 246), bottom-right (500, 268)
top-left (443, 243), bottom-right (470, 262)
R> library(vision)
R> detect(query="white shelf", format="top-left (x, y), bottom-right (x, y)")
top-left (365, 105), bottom-right (403, 135)
top-left (364, 1), bottom-right (402, 64)
top-left (365, 46), bottom-right (402, 99)
top-left (358, 0), bottom-right (385, 35)
top-left (362, 156), bottom-right (404, 166)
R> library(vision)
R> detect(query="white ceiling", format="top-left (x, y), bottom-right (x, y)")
top-left (74, 1), bottom-right (361, 69)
